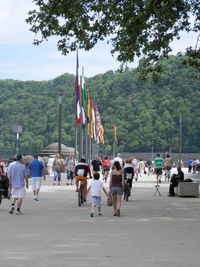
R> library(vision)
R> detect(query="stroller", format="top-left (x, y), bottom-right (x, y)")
top-left (0, 174), bottom-right (9, 205)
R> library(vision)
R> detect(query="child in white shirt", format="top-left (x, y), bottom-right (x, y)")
top-left (87, 173), bottom-right (108, 217)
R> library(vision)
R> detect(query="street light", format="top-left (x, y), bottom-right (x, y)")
top-left (12, 125), bottom-right (22, 154)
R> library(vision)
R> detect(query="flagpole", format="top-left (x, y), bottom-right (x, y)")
top-left (85, 130), bottom-right (88, 163)
top-left (58, 94), bottom-right (62, 157)
top-left (79, 125), bottom-right (83, 160)
top-left (75, 49), bottom-right (83, 161)
top-left (113, 141), bottom-right (116, 158)
top-left (75, 127), bottom-right (78, 161)
top-left (113, 120), bottom-right (117, 158)
top-left (91, 140), bottom-right (93, 159)
top-left (88, 137), bottom-right (91, 165)
top-left (79, 66), bottom-right (83, 160)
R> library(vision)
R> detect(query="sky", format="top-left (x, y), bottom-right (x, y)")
top-left (0, 0), bottom-right (198, 81)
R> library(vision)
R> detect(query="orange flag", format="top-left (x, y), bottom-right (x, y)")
top-left (114, 120), bottom-right (118, 144)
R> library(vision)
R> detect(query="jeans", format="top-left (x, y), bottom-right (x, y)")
top-left (53, 170), bottom-right (61, 182)
top-left (67, 170), bottom-right (74, 180)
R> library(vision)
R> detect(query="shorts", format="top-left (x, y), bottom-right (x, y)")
top-left (11, 187), bottom-right (26, 199)
top-left (111, 186), bottom-right (123, 195)
top-left (92, 196), bottom-right (101, 207)
top-left (165, 166), bottom-right (172, 171)
top-left (67, 170), bottom-right (74, 180)
top-left (75, 176), bottom-right (87, 187)
top-left (32, 177), bottom-right (42, 190)
top-left (103, 167), bottom-right (110, 173)
top-left (155, 168), bottom-right (162, 175)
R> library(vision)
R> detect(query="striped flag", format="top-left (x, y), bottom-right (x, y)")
top-left (100, 125), bottom-right (104, 144)
top-left (95, 107), bottom-right (102, 144)
top-left (75, 50), bottom-right (82, 126)
top-left (87, 93), bottom-right (93, 138)
top-left (114, 120), bottom-right (118, 144)
top-left (81, 67), bottom-right (86, 125)
top-left (91, 103), bottom-right (96, 141)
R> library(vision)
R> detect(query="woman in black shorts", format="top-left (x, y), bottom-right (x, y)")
top-left (109, 161), bottom-right (124, 217)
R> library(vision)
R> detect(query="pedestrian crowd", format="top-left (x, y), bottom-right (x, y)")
top-left (0, 153), bottom-right (199, 217)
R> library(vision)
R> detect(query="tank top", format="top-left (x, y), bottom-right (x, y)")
top-left (111, 173), bottom-right (122, 187)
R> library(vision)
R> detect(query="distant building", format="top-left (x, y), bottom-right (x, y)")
top-left (39, 143), bottom-right (75, 158)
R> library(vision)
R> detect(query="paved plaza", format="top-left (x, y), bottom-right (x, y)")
top-left (0, 168), bottom-right (200, 267)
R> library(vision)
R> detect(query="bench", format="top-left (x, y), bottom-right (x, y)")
top-left (176, 182), bottom-right (199, 197)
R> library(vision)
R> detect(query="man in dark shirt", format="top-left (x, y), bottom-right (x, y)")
top-left (168, 167), bottom-right (184, 197)
top-left (91, 155), bottom-right (102, 175)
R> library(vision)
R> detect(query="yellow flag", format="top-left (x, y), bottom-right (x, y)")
top-left (114, 120), bottom-right (118, 144)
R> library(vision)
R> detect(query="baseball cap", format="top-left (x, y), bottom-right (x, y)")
top-left (16, 154), bottom-right (22, 160)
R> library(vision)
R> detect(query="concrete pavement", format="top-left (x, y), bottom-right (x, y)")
top-left (0, 168), bottom-right (200, 267)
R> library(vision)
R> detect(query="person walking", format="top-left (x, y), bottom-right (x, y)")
top-left (66, 154), bottom-right (76, 185)
top-left (192, 159), bottom-right (198, 174)
top-left (146, 159), bottom-right (152, 176)
top-left (109, 161), bottom-right (124, 217)
top-left (188, 157), bottom-right (193, 173)
top-left (138, 159), bottom-right (145, 177)
top-left (91, 155), bottom-right (102, 176)
top-left (132, 157), bottom-right (139, 181)
top-left (163, 154), bottom-right (173, 181)
top-left (87, 173), bottom-right (108, 217)
top-left (52, 154), bottom-right (62, 185)
top-left (7, 155), bottom-right (28, 215)
top-left (154, 153), bottom-right (163, 183)
top-left (124, 158), bottom-right (134, 193)
top-left (28, 154), bottom-right (46, 201)
top-left (113, 153), bottom-right (123, 167)
top-left (0, 158), bottom-right (6, 175)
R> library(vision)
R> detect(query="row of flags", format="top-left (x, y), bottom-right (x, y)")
top-left (75, 50), bottom-right (117, 145)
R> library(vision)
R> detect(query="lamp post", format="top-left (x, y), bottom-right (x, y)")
top-left (12, 125), bottom-right (22, 155)
top-left (58, 94), bottom-right (62, 157)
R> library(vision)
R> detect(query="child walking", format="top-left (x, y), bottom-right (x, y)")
top-left (87, 173), bottom-right (108, 217)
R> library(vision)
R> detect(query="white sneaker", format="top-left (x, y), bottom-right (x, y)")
top-left (16, 210), bottom-right (22, 215)
top-left (34, 195), bottom-right (39, 201)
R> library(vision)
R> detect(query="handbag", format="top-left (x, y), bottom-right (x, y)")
top-left (107, 194), bottom-right (113, 206)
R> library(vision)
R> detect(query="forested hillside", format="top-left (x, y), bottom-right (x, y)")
top-left (0, 56), bottom-right (199, 156)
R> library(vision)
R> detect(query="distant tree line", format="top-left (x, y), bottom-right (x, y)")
top-left (0, 56), bottom-right (199, 157)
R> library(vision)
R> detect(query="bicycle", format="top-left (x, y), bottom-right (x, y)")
top-left (77, 180), bottom-right (84, 206)
top-left (77, 176), bottom-right (92, 206)
top-left (124, 182), bottom-right (131, 202)
top-left (103, 167), bottom-right (110, 183)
